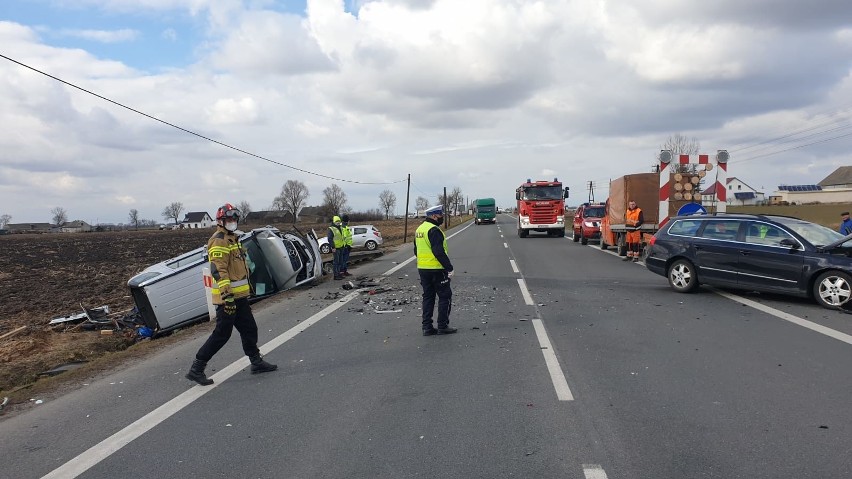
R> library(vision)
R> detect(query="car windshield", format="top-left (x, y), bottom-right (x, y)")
top-left (584, 207), bottom-right (605, 217)
top-left (521, 186), bottom-right (563, 200)
top-left (769, 216), bottom-right (845, 247)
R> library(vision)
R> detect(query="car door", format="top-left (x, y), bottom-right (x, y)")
top-left (351, 226), bottom-right (368, 248)
top-left (736, 221), bottom-right (805, 292)
top-left (692, 219), bottom-right (744, 286)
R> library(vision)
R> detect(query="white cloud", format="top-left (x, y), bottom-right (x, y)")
top-left (205, 97), bottom-right (261, 125)
top-left (61, 28), bottom-right (139, 43)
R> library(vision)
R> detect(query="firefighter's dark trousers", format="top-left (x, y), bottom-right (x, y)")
top-left (195, 298), bottom-right (260, 362)
top-left (419, 269), bottom-right (453, 330)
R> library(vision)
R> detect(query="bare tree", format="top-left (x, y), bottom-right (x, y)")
top-left (237, 201), bottom-right (252, 217)
top-left (161, 202), bottom-right (185, 225)
top-left (0, 214), bottom-right (10, 229)
top-left (50, 206), bottom-right (68, 226)
top-left (378, 189), bottom-right (397, 220)
top-left (322, 184), bottom-right (348, 217)
top-left (273, 180), bottom-right (309, 223)
top-left (128, 209), bottom-right (140, 230)
top-left (415, 196), bottom-right (429, 213)
top-left (661, 133), bottom-right (701, 174)
top-left (448, 187), bottom-right (464, 215)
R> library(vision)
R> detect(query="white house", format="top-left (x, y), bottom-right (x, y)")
top-left (181, 212), bottom-right (214, 229)
top-left (60, 220), bottom-right (93, 233)
top-left (700, 177), bottom-right (765, 206)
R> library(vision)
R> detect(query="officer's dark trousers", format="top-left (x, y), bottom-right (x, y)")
top-left (419, 269), bottom-right (452, 330)
top-left (333, 249), bottom-right (345, 276)
top-left (195, 298), bottom-right (260, 361)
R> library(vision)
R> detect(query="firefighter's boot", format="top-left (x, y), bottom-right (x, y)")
top-left (250, 355), bottom-right (278, 374)
top-left (186, 359), bottom-right (214, 386)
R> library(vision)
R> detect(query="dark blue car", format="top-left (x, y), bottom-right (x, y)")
top-left (644, 214), bottom-right (852, 309)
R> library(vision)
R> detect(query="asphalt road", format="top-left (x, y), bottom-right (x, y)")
top-left (3, 214), bottom-right (851, 478)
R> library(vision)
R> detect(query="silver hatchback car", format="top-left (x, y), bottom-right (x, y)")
top-left (318, 224), bottom-right (384, 254)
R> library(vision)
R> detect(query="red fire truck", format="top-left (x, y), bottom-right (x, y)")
top-left (515, 178), bottom-right (570, 237)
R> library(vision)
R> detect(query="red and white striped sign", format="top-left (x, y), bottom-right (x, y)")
top-left (658, 151), bottom-right (727, 228)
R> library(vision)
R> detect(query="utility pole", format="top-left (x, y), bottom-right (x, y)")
top-left (587, 181), bottom-right (595, 203)
top-left (443, 186), bottom-right (448, 230)
top-left (403, 174), bottom-right (411, 243)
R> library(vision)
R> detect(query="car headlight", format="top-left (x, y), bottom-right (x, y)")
top-left (584, 221), bottom-right (595, 227)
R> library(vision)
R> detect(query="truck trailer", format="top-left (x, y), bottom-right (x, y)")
top-left (600, 151), bottom-right (729, 256)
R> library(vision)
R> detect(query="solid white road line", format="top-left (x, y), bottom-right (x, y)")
top-left (41, 291), bottom-right (361, 479)
top-left (583, 464), bottom-right (609, 479)
top-left (510, 259), bottom-right (519, 273)
top-left (532, 319), bottom-right (575, 401)
top-left (715, 290), bottom-right (852, 345)
top-left (517, 278), bottom-right (534, 305)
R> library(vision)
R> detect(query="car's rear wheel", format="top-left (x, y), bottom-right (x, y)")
top-left (320, 244), bottom-right (331, 254)
top-left (365, 240), bottom-right (378, 251)
top-left (667, 259), bottom-right (699, 293)
top-left (813, 270), bottom-right (852, 309)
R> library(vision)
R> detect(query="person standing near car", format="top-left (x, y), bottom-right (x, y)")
top-left (340, 214), bottom-right (353, 277)
top-left (623, 200), bottom-right (644, 262)
top-left (328, 215), bottom-right (346, 280)
top-left (840, 212), bottom-right (852, 235)
top-left (185, 203), bottom-right (277, 386)
top-left (414, 205), bottom-right (456, 336)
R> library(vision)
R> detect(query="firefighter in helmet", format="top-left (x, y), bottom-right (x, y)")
top-left (185, 203), bottom-right (277, 386)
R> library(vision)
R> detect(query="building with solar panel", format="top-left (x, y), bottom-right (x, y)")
top-left (768, 166), bottom-right (852, 205)
top-left (700, 177), bottom-right (765, 206)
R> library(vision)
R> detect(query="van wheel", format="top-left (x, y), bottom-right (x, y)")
top-left (365, 240), bottom-right (378, 251)
top-left (813, 270), bottom-right (852, 308)
top-left (667, 259), bottom-right (699, 293)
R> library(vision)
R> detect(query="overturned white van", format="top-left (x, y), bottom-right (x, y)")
top-left (128, 227), bottom-right (322, 335)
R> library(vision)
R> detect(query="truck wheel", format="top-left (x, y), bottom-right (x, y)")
top-left (617, 234), bottom-right (627, 256)
top-left (518, 228), bottom-right (528, 238)
top-left (557, 229), bottom-right (565, 237)
top-left (572, 230), bottom-right (580, 242)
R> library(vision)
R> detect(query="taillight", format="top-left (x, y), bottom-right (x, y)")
top-left (648, 236), bottom-right (656, 246)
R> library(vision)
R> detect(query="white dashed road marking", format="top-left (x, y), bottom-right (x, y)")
top-left (583, 464), bottom-right (610, 479)
top-left (517, 278), bottom-right (534, 305)
top-left (510, 259), bottom-right (519, 273)
top-left (532, 319), bottom-right (575, 401)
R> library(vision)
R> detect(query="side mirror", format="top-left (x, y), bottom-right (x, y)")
top-left (515, 192), bottom-right (521, 201)
top-left (779, 238), bottom-right (799, 249)
top-left (564, 187), bottom-right (570, 199)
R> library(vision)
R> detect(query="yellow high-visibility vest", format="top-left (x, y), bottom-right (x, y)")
top-left (415, 222), bottom-right (447, 269)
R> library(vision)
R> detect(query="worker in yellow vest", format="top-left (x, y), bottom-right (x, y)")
top-left (623, 200), bottom-right (644, 262)
top-left (414, 205), bottom-right (456, 336)
top-left (340, 214), bottom-right (353, 277)
top-left (328, 215), bottom-right (346, 280)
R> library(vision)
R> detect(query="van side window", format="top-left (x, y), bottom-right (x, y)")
top-left (668, 220), bottom-right (701, 236)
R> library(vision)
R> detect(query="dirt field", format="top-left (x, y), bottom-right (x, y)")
top-left (0, 216), bottom-right (468, 410)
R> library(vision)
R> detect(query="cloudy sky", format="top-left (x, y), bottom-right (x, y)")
top-left (1, 0), bottom-right (851, 225)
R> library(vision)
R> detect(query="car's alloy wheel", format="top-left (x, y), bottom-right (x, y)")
top-left (667, 259), bottom-right (698, 293)
top-left (320, 244), bottom-right (330, 254)
top-left (814, 270), bottom-right (852, 308)
top-left (365, 240), bottom-right (377, 250)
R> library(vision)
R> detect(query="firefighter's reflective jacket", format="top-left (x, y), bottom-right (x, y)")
top-left (207, 226), bottom-right (250, 304)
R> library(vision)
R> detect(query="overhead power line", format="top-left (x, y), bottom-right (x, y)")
top-left (0, 53), bottom-right (405, 185)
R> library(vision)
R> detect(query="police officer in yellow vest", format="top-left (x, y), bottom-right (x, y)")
top-left (414, 205), bottom-right (457, 336)
top-left (328, 215), bottom-right (346, 280)
top-left (186, 203), bottom-right (277, 386)
top-left (340, 214), bottom-right (353, 277)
